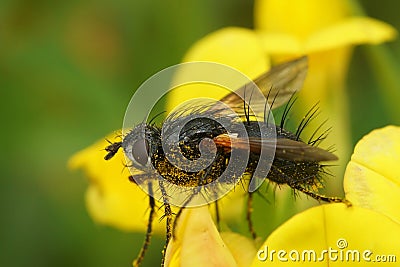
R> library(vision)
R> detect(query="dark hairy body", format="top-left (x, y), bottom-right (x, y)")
top-left (122, 116), bottom-right (326, 191)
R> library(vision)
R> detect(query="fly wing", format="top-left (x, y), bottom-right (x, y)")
top-left (254, 56), bottom-right (308, 109)
top-left (274, 138), bottom-right (337, 161)
top-left (214, 134), bottom-right (337, 162)
top-left (211, 56), bottom-right (308, 118)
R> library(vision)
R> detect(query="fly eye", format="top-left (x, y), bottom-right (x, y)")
top-left (130, 139), bottom-right (149, 166)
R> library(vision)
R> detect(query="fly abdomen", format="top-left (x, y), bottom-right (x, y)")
top-left (242, 121), bottom-right (324, 188)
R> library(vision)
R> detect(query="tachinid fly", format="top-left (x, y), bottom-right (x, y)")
top-left (104, 56), bottom-right (350, 267)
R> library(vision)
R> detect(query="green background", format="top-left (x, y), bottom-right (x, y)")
top-left (1, 1), bottom-right (399, 266)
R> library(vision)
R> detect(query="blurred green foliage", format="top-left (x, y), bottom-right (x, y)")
top-left (0, 0), bottom-right (398, 266)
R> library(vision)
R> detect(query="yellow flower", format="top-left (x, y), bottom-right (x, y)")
top-left (249, 125), bottom-right (400, 266)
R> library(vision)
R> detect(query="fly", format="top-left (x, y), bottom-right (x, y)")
top-left (104, 56), bottom-right (350, 266)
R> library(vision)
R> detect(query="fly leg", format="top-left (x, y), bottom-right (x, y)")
top-left (171, 162), bottom-right (218, 239)
top-left (158, 181), bottom-right (173, 267)
top-left (214, 201), bottom-right (221, 231)
top-left (246, 191), bottom-right (257, 239)
top-left (133, 182), bottom-right (156, 267)
top-left (172, 207), bottom-right (183, 240)
top-left (289, 182), bottom-right (351, 206)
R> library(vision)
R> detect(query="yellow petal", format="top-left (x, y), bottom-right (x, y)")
top-left (254, 0), bottom-right (351, 41)
top-left (257, 32), bottom-right (302, 55)
top-left (167, 27), bottom-right (269, 113)
top-left (305, 17), bottom-right (398, 53)
top-left (182, 27), bottom-right (269, 75)
top-left (344, 126), bottom-right (400, 224)
top-left (251, 204), bottom-right (400, 266)
top-left (221, 232), bottom-right (258, 267)
top-left (165, 207), bottom-right (237, 267)
top-left (68, 133), bottom-right (165, 233)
